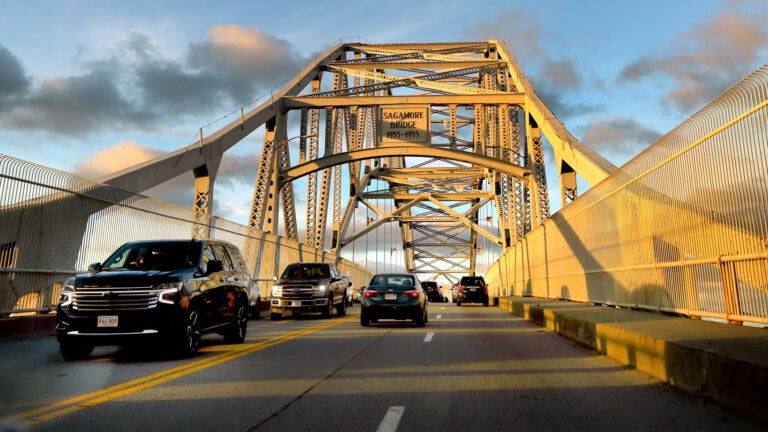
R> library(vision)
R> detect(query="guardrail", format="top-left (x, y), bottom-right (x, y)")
top-left (0, 155), bottom-right (373, 317)
top-left (484, 62), bottom-right (768, 325)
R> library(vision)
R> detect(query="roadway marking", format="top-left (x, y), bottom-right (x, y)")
top-left (424, 332), bottom-right (434, 342)
top-left (377, 406), bottom-right (405, 432)
top-left (436, 314), bottom-right (442, 319)
top-left (1, 315), bottom-right (356, 428)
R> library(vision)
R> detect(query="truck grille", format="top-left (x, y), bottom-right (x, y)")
top-left (72, 286), bottom-right (158, 311)
top-left (281, 285), bottom-right (314, 300)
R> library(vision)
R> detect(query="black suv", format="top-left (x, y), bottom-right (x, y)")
top-left (56, 239), bottom-right (253, 360)
top-left (455, 275), bottom-right (489, 306)
top-left (421, 281), bottom-right (444, 303)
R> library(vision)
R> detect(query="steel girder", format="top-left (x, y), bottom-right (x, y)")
top-left (106, 40), bottom-right (617, 287)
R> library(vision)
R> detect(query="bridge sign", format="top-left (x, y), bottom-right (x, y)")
top-left (378, 105), bottom-right (430, 145)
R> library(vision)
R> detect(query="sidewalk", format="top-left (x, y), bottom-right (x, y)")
top-left (498, 296), bottom-right (768, 422)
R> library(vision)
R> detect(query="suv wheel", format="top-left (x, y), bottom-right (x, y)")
top-left (60, 340), bottom-right (94, 361)
top-left (224, 303), bottom-right (247, 344)
top-left (176, 308), bottom-right (201, 357)
top-left (336, 296), bottom-right (347, 316)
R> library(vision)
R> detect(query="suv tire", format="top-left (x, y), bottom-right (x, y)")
top-left (224, 303), bottom-right (247, 344)
top-left (60, 341), bottom-right (94, 361)
top-left (175, 308), bottom-right (201, 357)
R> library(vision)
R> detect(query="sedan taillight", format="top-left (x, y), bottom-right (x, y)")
top-left (363, 290), bottom-right (377, 298)
top-left (404, 290), bottom-right (420, 298)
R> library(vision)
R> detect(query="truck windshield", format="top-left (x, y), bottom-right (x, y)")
top-left (281, 264), bottom-right (330, 280)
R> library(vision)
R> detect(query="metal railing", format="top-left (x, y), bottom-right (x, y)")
top-left (0, 157), bottom-right (373, 317)
top-left (484, 63), bottom-right (768, 325)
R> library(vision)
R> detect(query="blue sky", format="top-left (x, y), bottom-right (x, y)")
top-left (1, 0), bottom-right (767, 225)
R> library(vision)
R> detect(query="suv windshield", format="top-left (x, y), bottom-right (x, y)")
top-left (102, 241), bottom-right (202, 271)
top-left (281, 263), bottom-right (331, 280)
top-left (460, 276), bottom-right (485, 285)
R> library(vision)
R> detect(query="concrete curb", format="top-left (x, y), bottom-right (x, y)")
top-left (0, 315), bottom-right (56, 341)
top-left (498, 296), bottom-right (768, 422)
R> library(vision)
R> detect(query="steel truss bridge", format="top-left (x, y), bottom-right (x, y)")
top-left (107, 40), bottom-right (616, 281)
top-left (2, 39), bottom-right (767, 325)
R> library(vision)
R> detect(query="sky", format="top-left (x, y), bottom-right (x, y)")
top-left (1, 0), bottom-right (767, 228)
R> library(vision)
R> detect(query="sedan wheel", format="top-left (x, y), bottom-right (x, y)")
top-left (415, 308), bottom-right (425, 327)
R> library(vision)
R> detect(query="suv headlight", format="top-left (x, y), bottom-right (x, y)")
top-left (157, 282), bottom-right (183, 304)
top-left (59, 283), bottom-right (74, 307)
top-left (314, 284), bottom-right (327, 295)
top-left (271, 285), bottom-right (282, 297)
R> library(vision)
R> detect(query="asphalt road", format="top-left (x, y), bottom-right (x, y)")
top-left (0, 303), bottom-right (764, 432)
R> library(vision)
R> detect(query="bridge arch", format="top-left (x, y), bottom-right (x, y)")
top-left (278, 146), bottom-right (530, 187)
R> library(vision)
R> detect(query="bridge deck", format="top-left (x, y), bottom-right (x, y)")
top-left (2, 298), bottom-right (766, 421)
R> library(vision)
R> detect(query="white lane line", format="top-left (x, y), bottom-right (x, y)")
top-left (424, 332), bottom-right (434, 342)
top-left (377, 406), bottom-right (405, 432)
top-left (436, 314), bottom-right (442, 319)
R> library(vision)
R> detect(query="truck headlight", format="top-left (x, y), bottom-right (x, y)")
top-left (157, 282), bottom-right (183, 304)
top-left (271, 285), bottom-right (282, 297)
top-left (314, 284), bottom-right (327, 295)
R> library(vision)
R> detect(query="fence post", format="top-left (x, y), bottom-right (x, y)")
top-left (719, 260), bottom-right (743, 325)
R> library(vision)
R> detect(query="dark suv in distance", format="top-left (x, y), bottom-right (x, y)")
top-left (56, 239), bottom-right (253, 360)
top-left (421, 281), bottom-right (444, 303)
top-left (455, 275), bottom-right (489, 306)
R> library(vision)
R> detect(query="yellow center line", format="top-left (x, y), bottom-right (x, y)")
top-left (3, 314), bottom-right (356, 426)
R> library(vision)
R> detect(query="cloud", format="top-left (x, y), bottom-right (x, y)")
top-left (217, 150), bottom-right (261, 186)
top-left (461, 9), bottom-right (550, 61)
top-left (74, 141), bottom-right (164, 179)
top-left (461, 10), bottom-right (602, 122)
top-left (0, 45), bottom-right (30, 107)
top-left (0, 26), bottom-right (308, 137)
top-left (618, 5), bottom-right (768, 113)
top-left (187, 26), bottom-right (304, 103)
top-left (579, 117), bottom-right (661, 160)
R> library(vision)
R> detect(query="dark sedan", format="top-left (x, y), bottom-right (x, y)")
top-left (360, 273), bottom-right (428, 326)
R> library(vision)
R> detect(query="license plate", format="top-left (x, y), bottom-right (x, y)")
top-left (384, 293), bottom-right (397, 300)
top-left (97, 315), bottom-right (118, 327)
top-left (291, 301), bottom-right (302, 307)
top-left (469, 288), bottom-right (477, 292)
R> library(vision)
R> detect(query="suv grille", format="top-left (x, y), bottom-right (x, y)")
top-left (281, 285), bottom-right (314, 300)
top-left (72, 286), bottom-right (158, 311)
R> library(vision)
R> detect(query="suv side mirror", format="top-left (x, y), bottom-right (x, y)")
top-left (206, 260), bottom-right (223, 275)
top-left (88, 262), bottom-right (102, 273)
